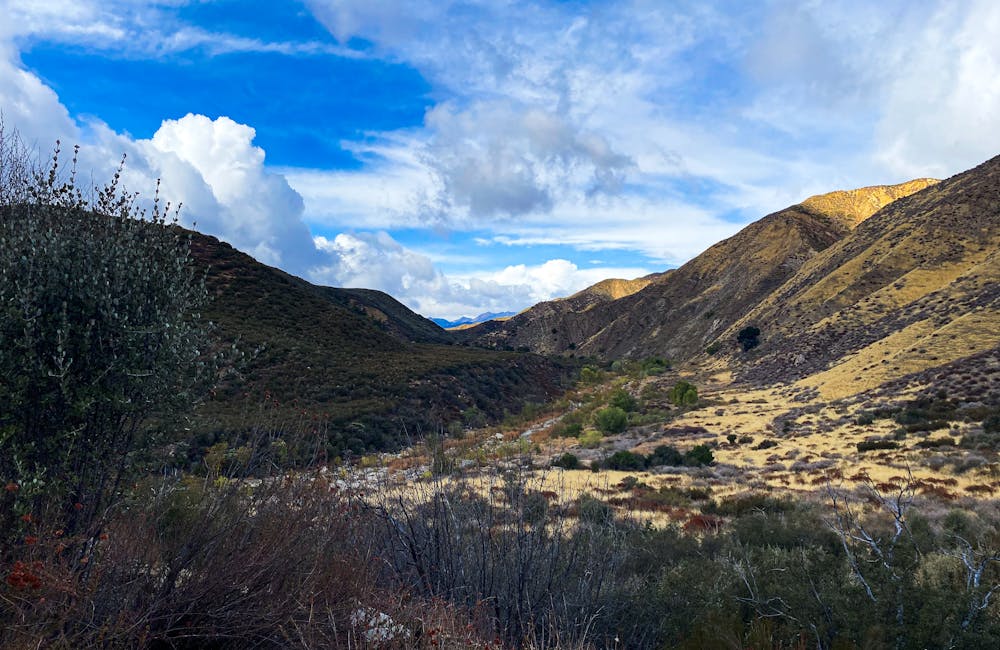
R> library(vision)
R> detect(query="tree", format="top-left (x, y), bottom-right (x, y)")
top-left (0, 133), bottom-right (212, 536)
top-left (737, 325), bottom-right (761, 351)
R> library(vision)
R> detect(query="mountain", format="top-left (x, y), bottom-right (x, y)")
top-left (461, 179), bottom-right (937, 361)
top-left (432, 312), bottom-right (516, 329)
top-left (454, 273), bottom-right (662, 353)
top-left (187, 232), bottom-right (571, 456)
top-left (723, 158), bottom-right (999, 398)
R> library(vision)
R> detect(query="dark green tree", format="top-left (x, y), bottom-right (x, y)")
top-left (737, 325), bottom-right (761, 351)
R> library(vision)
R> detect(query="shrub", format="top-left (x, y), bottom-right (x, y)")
top-left (553, 453), bottom-right (581, 469)
top-left (579, 429), bottom-right (603, 448)
top-left (609, 388), bottom-right (638, 412)
top-left (647, 444), bottom-right (684, 467)
top-left (641, 357), bottom-right (670, 375)
top-left (737, 325), bottom-right (760, 351)
top-left (683, 444), bottom-right (714, 467)
top-left (669, 381), bottom-right (699, 407)
top-left (604, 450), bottom-right (647, 471)
top-left (594, 406), bottom-right (628, 434)
top-left (0, 136), bottom-right (213, 538)
top-left (856, 439), bottom-right (898, 452)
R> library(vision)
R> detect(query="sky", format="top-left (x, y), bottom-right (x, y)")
top-left (1, 1), bottom-right (999, 320)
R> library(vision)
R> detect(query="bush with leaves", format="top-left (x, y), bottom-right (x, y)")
top-left (594, 406), bottom-right (629, 434)
top-left (737, 325), bottom-right (760, 351)
top-left (609, 387), bottom-right (638, 412)
top-left (0, 132), bottom-right (214, 539)
top-left (669, 380), bottom-right (698, 407)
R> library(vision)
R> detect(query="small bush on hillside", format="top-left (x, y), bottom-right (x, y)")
top-left (737, 325), bottom-right (760, 351)
top-left (594, 406), bottom-right (629, 434)
top-left (609, 388), bottom-right (638, 412)
top-left (552, 452), bottom-right (581, 469)
top-left (605, 450), bottom-right (647, 471)
top-left (580, 429), bottom-right (603, 448)
top-left (669, 381), bottom-right (699, 407)
top-left (684, 444), bottom-right (714, 467)
top-left (647, 444), bottom-right (684, 467)
top-left (857, 439), bottom-right (898, 452)
top-left (641, 357), bottom-right (670, 374)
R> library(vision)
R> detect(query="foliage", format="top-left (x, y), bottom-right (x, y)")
top-left (683, 444), bottom-right (714, 466)
top-left (604, 450), bottom-right (648, 471)
top-left (579, 429), bottom-right (603, 448)
top-left (552, 452), bottom-right (581, 469)
top-left (594, 406), bottom-right (629, 434)
top-left (608, 387), bottom-right (638, 412)
top-left (647, 444), bottom-right (684, 467)
top-left (737, 325), bottom-right (761, 351)
top-left (0, 136), bottom-right (212, 537)
top-left (669, 380), bottom-right (699, 406)
top-left (640, 357), bottom-right (670, 375)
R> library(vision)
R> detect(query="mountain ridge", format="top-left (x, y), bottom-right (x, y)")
top-left (459, 178), bottom-right (939, 362)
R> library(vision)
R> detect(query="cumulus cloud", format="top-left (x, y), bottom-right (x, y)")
top-left (423, 101), bottom-right (631, 219)
top-left (310, 232), bottom-right (651, 319)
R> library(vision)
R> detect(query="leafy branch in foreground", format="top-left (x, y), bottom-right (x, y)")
top-left (0, 130), bottom-right (215, 540)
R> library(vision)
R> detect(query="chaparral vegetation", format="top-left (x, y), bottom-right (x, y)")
top-left (3, 130), bottom-right (1000, 650)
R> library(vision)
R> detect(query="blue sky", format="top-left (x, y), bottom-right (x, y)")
top-left (2, 1), bottom-right (1000, 318)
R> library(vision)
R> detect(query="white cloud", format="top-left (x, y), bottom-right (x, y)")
top-left (311, 232), bottom-right (651, 319)
top-left (6, 0), bottom-right (1000, 320)
top-left (422, 100), bottom-right (631, 218)
top-left (873, 0), bottom-right (1000, 178)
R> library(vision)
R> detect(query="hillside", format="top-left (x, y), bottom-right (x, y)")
top-left (187, 232), bottom-right (571, 456)
top-left (463, 179), bottom-right (934, 361)
top-left (724, 157), bottom-right (999, 398)
top-left (456, 272), bottom-right (662, 353)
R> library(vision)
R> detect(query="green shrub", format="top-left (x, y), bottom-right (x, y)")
top-left (594, 406), bottom-right (628, 434)
top-left (0, 138), bottom-right (213, 536)
top-left (641, 357), bottom-right (670, 374)
top-left (683, 444), bottom-right (714, 466)
top-left (552, 452), bottom-right (581, 469)
top-left (609, 388), bottom-right (638, 412)
top-left (647, 445), bottom-right (684, 467)
top-left (857, 439), bottom-right (898, 452)
top-left (604, 450), bottom-right (647, 471)
top-left (579, 429), bottom-right (603, 448)
top-left (669, 381), bottom-right (699, 406)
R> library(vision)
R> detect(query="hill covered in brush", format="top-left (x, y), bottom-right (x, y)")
top-left (188, 232), bottom-right (572, 457)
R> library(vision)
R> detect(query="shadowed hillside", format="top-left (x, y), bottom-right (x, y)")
top-left (457, 272), bottom-right (662, 353)
top-left (188, 232), bottom-right (571, 455)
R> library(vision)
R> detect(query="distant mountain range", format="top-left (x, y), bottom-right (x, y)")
top-left (431, 312), bottom-right (517, 329)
